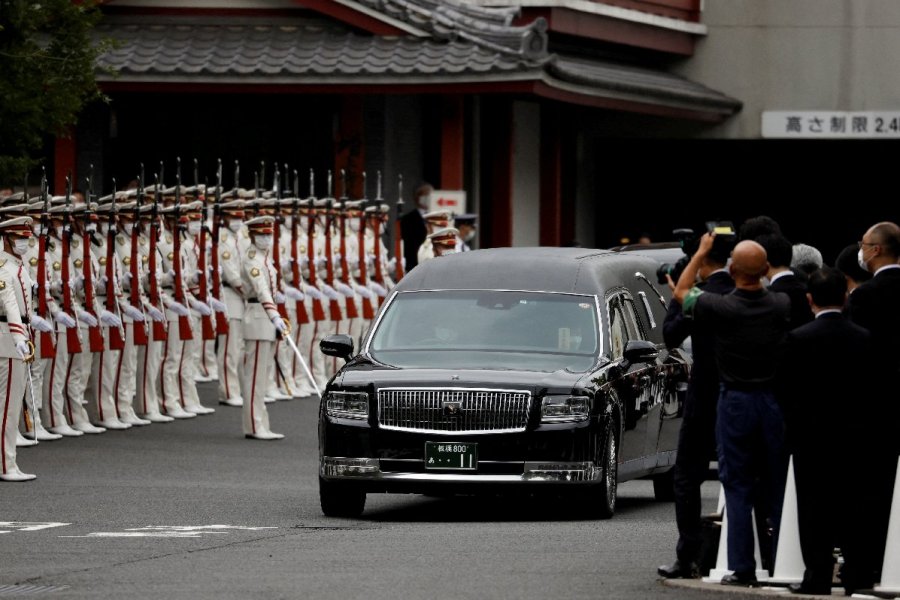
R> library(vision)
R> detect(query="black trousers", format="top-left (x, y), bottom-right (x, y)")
top-left (794, 452), bottom-right (841, 587)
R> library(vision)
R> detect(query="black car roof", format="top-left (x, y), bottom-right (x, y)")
top-left (395, 247), bottom-right (665, 296)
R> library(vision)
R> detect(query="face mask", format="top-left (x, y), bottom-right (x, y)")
top-left (857, 248), bottom-right (869, 272)
top-left (282, 216), bottom-right (292, 228)
top-left (349, 220), bottom-right (360, 233)
top-left (299, 217), bottom-right (310, 231)
top-left (12, 238), bottom-right (30, 256)
top-left (85, 223), bottom-right (97, 234)
top-left (187, 221), bottom-right (201, 236)
top-left (31, 224), bottom-right (41, 236)
top-left (228, 219), bottom-right (242, 233)
top-left (123, 223), bottom-right (134, 236)
top-left (54, 226), bottom-right (63, 238)
top-left (463, 229), bottom-right (476, 243)
top-left (254, 235), bottom-right (273, 251)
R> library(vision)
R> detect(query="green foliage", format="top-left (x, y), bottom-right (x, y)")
top-left (0, 0), bottom-right (109, 185)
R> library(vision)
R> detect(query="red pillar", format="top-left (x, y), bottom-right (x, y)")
top-left (334, 95), bottom-right (365, 198)
top-left (440, 95), bottom-right (464, 190)
top-left (539, 106), bottom-right (562, 247)
top-left (54, 130), bottom-right (77, 194)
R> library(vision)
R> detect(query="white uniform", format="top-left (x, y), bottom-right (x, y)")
top-left (217, 226), bottom-right (247, 405)
top-left (134, 226), bottom-right (172, 422)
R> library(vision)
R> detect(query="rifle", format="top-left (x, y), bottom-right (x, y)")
top-left (149, 174), bottom-right (167, 342)
top-left (131, 171), bottom-right (148, 346)
top-left (194, 159), bottom-right (215, 341)
top-left (105, 179), bottom-right (126, 351)
top-left (323, 171), bottom-right (342, 322)
top-left (356, 190), bottom-right (375, 320)
top-left (61, 176), bottom-right (82, 354)
top-left (272, 167), bottom-right (288, 320)
top-left (394, 174), bottom-right (405, 281)
top-left (84, 166), bottom-right (104, 352)
top-left (173, 158), bottom-right (193, 341)
top-left (290, 170), bottom-right (310, 326)
top-left (306, 170), bottom-right (326, 322)
top-left (338, 170), bottom-right (358, 319)
top-left (36, 171), bottom-right (55, 359)
top-left (372, 176), bottom-right (386, 306)
top-left (210, 159), bottom-right (228, 335)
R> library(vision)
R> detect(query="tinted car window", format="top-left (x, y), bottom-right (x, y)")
top-left (608, 298), bottom-right (628, 360)
top-left (621, 298), bottom-right (644, 341)
top-left (369, 290), bottom-right (599, 372)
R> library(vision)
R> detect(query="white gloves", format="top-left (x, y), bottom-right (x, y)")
top-left (123, 305), bottom-right (145, 322)
top-left (300, 256), bottom-right (309, 268)
top-left (30, 315), bottom-right (53, 333)
top-left (369, 281), bottom-right (388, 297)
top-left (70, 274), bottom-right (85, 291)
top-left (76, 310), bottom-right (98, 327)
top-left (303, 285), bottom-right (324, 301)
top-left (99, 309), bottom-right (122, 328)
top-left (146, 305), bottom-right (165, 321)
top-left (168, 301), bottom-right (190, 317)
top-left (314, 256), bottom-right (328, 269)
top-left (320, 283), bottom-right (341, 301)
top-left (387, 257), bottom-right (397, 271)
top-left (209, 297), bottom-right (227, 313)
top-left (334, 282), bottom-right (355, 297)
top-left (354, 284), bottom-right (374, 300)
top-left (188, 298), bottom-right (212, 316)
top-left (285, 286), bottom-right (304, 301)
top-left (54, 311), bottom-right (77, 329)
top-left (274, 292), bottom-right (286, 304)
top-left (270, 316), bottom-right (287, 333)
top-left (15, 341), bottom-right (30, 359)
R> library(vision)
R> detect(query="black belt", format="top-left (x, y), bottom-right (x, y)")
top-left (248, 298), bottom-right (259, 303)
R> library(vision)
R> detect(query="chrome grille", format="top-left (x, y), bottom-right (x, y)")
top-left (377, 388), bottom-right (531, 434)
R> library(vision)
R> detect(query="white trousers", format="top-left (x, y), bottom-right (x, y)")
top-left (180, 316), bottom-right (203, 412)
top-left (217, 319), bottom-right (243, 402)
top-left (160, 321), bottom-right (188, 414)
top-left (199, 337), bottom-right (217, 379)
top-left (115, 324), bottom-right (141, 421)
top-left (136, 338), bottom-right (164, 417)
top-left (1, 357), bottom-right (26, 476)
top-left (240, 339), bottom-right (275, 436)
top-left (88, 328), bottom-right (121, 424)
top-left (65, 337), bottom-right (93, 427)
top-left (43, 333), bottom-right (72, 430)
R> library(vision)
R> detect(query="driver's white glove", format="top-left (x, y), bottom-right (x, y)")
top-left (29, 315), bottom-right (53, 333)
top-left (76, 310), bottom-right (98, 327)
top-left (285, 286), bottom-right (304, 301)
top-left (209, 297), bottom-right (227, 313)
top-left (123, 305), bottom-right (145, 322)
top-left (99, 310), bottom-right (122, 328)
top-left (54, 311), bottom-right (77, 329)
top-left (188, 298), bottom-right (211, 316)
top-left (168, 301), bottom-right (190, 317)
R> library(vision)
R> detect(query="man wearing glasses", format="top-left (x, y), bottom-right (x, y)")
top-left (844, 221), bottom-right (900, 593)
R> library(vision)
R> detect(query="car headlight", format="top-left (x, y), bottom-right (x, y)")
top-left (540, 395), bottom-right (590, 423)
top-left (325, 391), bottom-right (369, 420)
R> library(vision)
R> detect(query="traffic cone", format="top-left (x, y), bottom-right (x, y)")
top-left (875, 456), bottom-right (900, 594)
top-left (769, 455), bottom-right (804, 584)
top-left (703, 484), bottom-right (769, 583)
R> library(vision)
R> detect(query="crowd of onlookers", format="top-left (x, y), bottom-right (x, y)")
top-left (658, 216), bottom-right (900, 595)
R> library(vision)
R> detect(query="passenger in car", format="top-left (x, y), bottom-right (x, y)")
top-left (674, 233), bottom-right (790, 588)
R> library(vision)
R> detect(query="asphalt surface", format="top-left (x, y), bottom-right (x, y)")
top-left (0, 380), bottom-right (760, 599)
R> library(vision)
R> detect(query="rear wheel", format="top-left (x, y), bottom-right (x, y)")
top-left (319, 478), bottom-right (366, 518)
top-left (573, 423), bottom-right (618, 519)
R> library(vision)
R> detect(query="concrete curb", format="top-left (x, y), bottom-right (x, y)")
top-left (662, 578), bottom-right (880, 598)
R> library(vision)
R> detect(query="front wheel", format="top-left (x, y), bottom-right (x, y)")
top-left (319, 478), bottom-right (366, 518)
top-left (573, 424), bottom-right (618, 519)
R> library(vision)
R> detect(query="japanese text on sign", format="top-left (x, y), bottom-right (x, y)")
top-left (762, 111), bottom-right (900, 139)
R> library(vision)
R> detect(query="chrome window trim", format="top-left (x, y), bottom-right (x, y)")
top-left (364, 289), bottom-right (604, 360)
top-left (637, 291), bottom-right (657, 330)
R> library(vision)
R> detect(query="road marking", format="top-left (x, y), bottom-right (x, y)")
top-left (0, 522), bottom-right (70, 534)
top-left (59, 525), bottom-right (278, 538)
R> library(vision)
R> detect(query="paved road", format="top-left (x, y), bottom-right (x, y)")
top-left (0, 382), bottom-right (753, 599)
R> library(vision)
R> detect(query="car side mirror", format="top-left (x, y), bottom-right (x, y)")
top-left (320, 334), bottom-right (355, 360)
top-left (622, 340), bottom-right (658, 365)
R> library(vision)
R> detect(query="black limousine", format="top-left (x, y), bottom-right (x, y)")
top-left (318, 247), bottom-right (690, 518)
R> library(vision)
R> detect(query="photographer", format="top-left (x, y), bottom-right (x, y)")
top-left (658, 238), bottom-right (734, 579)
top-left (674, 233), bottom-right (791, 587)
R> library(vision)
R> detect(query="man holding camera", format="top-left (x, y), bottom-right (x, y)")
top-left (658, 237), bottom-right (734, 579)
top-left (674, 233), bottom-right (790, 587)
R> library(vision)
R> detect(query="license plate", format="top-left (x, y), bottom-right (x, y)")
top-left (425, 441), bottom-right (477, 471)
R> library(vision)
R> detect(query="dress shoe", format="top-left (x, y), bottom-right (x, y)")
top-left (788, 582), bottom-right (832, 595)
top-left (245, 431), bottom-right (285, 441)
top-left (143, 412), bottom-right (175, 423)
top-left (122, 414), bottom-right (152, 426)
top-left (73, 422), bottom-right (107, 434)
top-left (263, 395), bottom-right (276, 404)
top-left (164, 405), bottom-right (197, 419)
top-left (95, 419), bottom-right (130, 431)
top-left (16, 431), bottom-right (38, 447)
top-left (720, 572), bottom-right (758, 587)
top-left (270, 389), bottom-right (293, 401)
top-left (47, 423), bottom-right (84, 437)
top-left (220, 397), bottom-right (243, 407)
top-left (186, 404), bottom-right (215, 415)
top-left (657, 560), bottom-right (699, 579)
top-left (193, 374), bottom-right (212, 383)
top-left (0, 468), bottom-right (36, 482)
top-left (32, 426), bottom-right (63, 441)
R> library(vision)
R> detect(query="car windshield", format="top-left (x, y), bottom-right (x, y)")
top-left (369, 290), bottom-right (599, 372)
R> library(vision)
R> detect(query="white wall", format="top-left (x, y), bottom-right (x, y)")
top-left (511, 101), bottom-right (541, 247)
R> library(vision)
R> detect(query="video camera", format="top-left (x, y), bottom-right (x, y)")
top-left (656, 221), bottom-right (737, 285)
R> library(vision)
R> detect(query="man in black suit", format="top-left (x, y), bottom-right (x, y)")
top-left (779, 267), bottom-right (872, 595)
top-left (400, 183), bottom-right (432, 272)
top-left (758, 233), bottom-right (814, 329)
top-left (658, 248), bottom-right (735, 579)
top-left (845, 221), bottom-right (900, 592)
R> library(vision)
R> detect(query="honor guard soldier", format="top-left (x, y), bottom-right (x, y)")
top-left (215, 196), bottom-right (247, 407)
top-left (0, 217), bottom-right (40, 481)
top-left (426, 227), bottom-right (460, 258)
top-left (240, 216), bottom-right (286, 440)
top-left (277, 196), bottom-right (312, 398)
top-left (416, 210), bottom-right (453, 265)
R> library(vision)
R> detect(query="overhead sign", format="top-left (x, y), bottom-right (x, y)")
top-left (428, 190), bottom-right (466, 215)
top-left (762, 111), bottom-right (900, 139)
